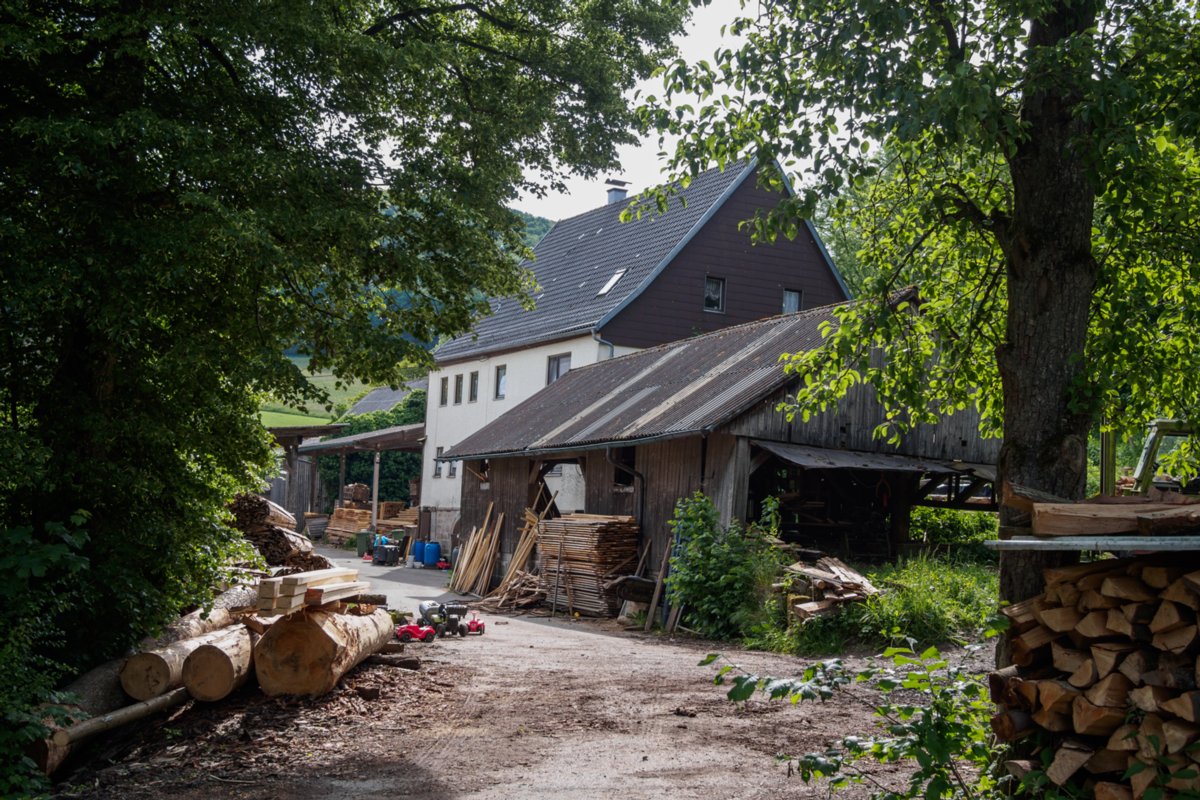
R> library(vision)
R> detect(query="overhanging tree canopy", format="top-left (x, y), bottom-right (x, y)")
top-left (642, 0), bottom-right (1200, 604)
top-left (0, 0), bottom-right (689, 687)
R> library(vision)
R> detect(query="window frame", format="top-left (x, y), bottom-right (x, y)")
top-left (546, 353), bottom-right (572, 385)
top-left (783, 288), bottom-right (802, 314)
top-left (453, 373), bottom-right (463, 404)
top-left (433, 447), bottom-right (443, 478)
top-left (439, 376), bottom-right (449, 406)
top-left (448, 459), bottom-right (457, 478)
top-left (703, 276), bottom-right (726, 313)
top-left (468, 370), bottom-right (479, 403)
top-left (494, 364), bottom-right (507, 399)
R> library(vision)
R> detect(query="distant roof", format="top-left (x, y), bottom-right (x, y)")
top-left (346, 379), bottom-right (429, 416)
top-left (297, 423), bottom-right (425, 455)
top-left (434, 162), bottom-right (756, 363)
top-left (443, 304), bottom-right (841, 460)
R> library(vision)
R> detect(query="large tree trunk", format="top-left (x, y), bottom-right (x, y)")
top-left (254, 609), bottom-right (393, 696)
top-left (182, 626), bottom-right (259, 702)
top-left (994, 2), bottom-right (1100, 664)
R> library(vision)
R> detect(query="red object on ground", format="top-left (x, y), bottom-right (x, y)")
top-left (462, 613), bottom-right (485, 636)
top-left (435, 559), bottom-right (450, 570)
top-left (395, 623), bottom-right (438, 643)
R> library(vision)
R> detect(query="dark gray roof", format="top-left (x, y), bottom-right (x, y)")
top-left (347, 379), bottom-right (429, 416)
top-left (442, 304), bottom-right (840, 460)
top-left (434, 162), bottom-right (755, 363)
top-left (297, 423), bottom-right (425, 455)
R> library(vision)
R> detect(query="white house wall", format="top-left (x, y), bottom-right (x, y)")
top-left (422, 335), bottom-right (638, 542)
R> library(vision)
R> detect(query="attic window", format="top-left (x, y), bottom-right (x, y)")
top-left (597, 269), bottom-right (626, 297)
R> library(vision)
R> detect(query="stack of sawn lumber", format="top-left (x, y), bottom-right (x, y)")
top-left (537, 514), bottom-right (639, 616)
top-left (325, 506), bottom-right (374, 545)
top-left (993, 554), bottom-right (1200, 797)
top-left (1025, 487), bottom-right (1200, 537)
top-left (229, 493), bottom-right (329, 569)
top-left (787, 556), bottom-right (879, 621)
top-left (376, 507), bottom-right (419, 536)
top-left (256, 567), bottom-right (370, 615)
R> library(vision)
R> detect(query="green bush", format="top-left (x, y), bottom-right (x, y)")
top-left (909, 506), bottom-right (998, 563)
top-left (749, 555), bottom-right (999, 656)
top-left (665, 493), bottom-right (783, 640)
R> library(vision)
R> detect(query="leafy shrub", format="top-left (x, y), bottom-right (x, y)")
top-left (909, 506), bottom-right (998, 563)
top-left (748, 555), bottom-right (999, 656)
top-left (705, 643), bottom-right (1008, 800)
top-left (665, 493), bottom-right (783, 640)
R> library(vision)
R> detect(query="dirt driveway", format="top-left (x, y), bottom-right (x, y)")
top-left (55, 548), bottom-right (961, 799)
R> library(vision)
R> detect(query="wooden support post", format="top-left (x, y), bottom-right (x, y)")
top-left (338, 453), bottom-right (347, 509)
top-left (370, 449), bottom-right (381, 530)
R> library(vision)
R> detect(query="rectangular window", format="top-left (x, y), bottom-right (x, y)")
top-left (448, 459), bottom-right (457, 478)
top-left (612, 446), bottom-right (636, 487)
top-left (454, 374), bottom-right (463, 404)
top-left (434, 447), bottom-right (443, 478)
top-left (439, 376), bottom-right (449, 406)
top-left (495, 365), bottom-right (507, 399)
top-left (547, 353), bottom-right (572, 385)
top-left (704, 276), bottom-right (726, 313)
top-left (468, 371), bottom-right (479, 402)
top-left (783, 288), bottom-right (802, 314)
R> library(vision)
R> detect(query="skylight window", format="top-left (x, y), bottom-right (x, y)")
top-left (597, 269), bottom-right (626, 296)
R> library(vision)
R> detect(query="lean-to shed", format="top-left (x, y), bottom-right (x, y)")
top-left (441, 302), bottom-right (1000, 578)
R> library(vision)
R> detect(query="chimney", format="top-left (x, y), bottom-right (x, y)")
top-left (605, 178), bottom-right (630, 205)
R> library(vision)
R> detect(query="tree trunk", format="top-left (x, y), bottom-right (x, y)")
top-left (994, 2), bottom-right (1100, 664)
top-left (254, 609), bottom-right (393, 696)
top-left (181, 626), bottom-right (259, 702)
top-left (120, 627), bottom-right (239, 701)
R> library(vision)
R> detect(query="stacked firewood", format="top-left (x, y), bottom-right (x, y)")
top-left (537, 514), bottom-right (639, 616)
top-left (325, 507), bottom-right (374, 545)
top-left (992, 555), bottom-right (1200, 797)
top-left (786, 556), bottom-right (879, 621)
top-left (228, 494), bottom-right (320, 566)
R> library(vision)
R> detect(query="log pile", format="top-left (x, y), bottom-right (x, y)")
top-left (343, 482), bottom-right (370, 506)
top-left (473, 570), bottom-right (545, 612)
top-left (228, 493), bottom-right (316, 566)
top-left (992, 554), bottom-right (1200, 797)
top-left (786, 556), bottom-right (880, 621)
top-left (537, 514), bottom-right (639, 616)
top-left (325, 507), bottom-right (374, 545)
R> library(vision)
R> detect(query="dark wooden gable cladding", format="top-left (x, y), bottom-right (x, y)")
top-left (601, 171), bottom-right (848, 350)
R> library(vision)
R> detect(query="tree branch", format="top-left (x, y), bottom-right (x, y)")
top-left (365, 2), bottom-right (532, 37)
top-left (926, 0), bottom-right (965, 64)
top-left (195, 36), bottom-right (243, 88)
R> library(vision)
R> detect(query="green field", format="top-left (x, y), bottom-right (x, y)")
top-left (259, 355), bottom-right (377, 425)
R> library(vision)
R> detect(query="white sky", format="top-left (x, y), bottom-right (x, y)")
top-left (513, 3), bottom-right (740, 221)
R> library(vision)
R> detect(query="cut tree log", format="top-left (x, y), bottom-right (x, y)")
top-left (1053, 641), bottom-right (1088, 673)
top-left (1085, 749), bottom-right (1130, 775)
top-left (1047, 740), bottom-right (1094, 786)
top-left (1161, 690), bottom-right (1200, 722)
top-left (1102, 576), bottom-right (1156, 603)
top-left (1086, 673), bottom-right (1135, 708)
top-left (1163, 718), bottom-right (1200, 753)
top-left (1037, 606), bottom-right (1084, 633)
top-left (1073, 695), bottom-right (1128, 735)
top-left (1119, 649), bottom-right (1157, 685)
top-left (1092, 642), bottom-right (1138, 678)
top-left (1136, 506), bottom-right (1200, 536)
top-left (50, 688), bottom-right (189, 748)
top-left (1130, 684), bottom-right (1177, 714)
top-left (1108, 723), bottom-right (1140, 751)
top-left (255, 608), bottom-right (392, 696)
top-left (120, 627), bottom-right (243, 701)
top-left (1094, 782), bottom-right (1134, 800)
top-left (1153, 624), bottom-right (1198, 655)
top-left (363, 654), bottom-right (421, 670)
top-left (181, 626), bottom-right (259, 702)
top-left (1032, 503), bottom-right (1175, 536)
top-left (991, 708), bottom-right (1035, 741)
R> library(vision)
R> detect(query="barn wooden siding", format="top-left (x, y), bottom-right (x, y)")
top-left (267, 455), bottom-right (328, 532)
top-left (725, 386), bottom-right (1000, 465)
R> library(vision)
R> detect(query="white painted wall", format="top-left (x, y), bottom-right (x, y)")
top-left (421, 334), bottom-right (639, 537)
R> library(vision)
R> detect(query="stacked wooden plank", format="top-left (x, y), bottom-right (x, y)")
top-left (786, 556), bottom-right (880, 621)
top-left (375, 507), bottom-right (419, 535)
top-left (474, 571), bottom-right (545, 612)
top-left (380, 501), bottom-right (408, 518)
top-left (256, 567), bottom-right (365, 615)
top-left (451, 503), bottom-right (503, 595)
top-left (1023, 489), bottom-right (1200, 537)
top-left (325, 507), bottom-right (374, 545)
top-left (537, 514), bottom-right (639, 616)
top-left (992, 554), bottom-right (1200, 797)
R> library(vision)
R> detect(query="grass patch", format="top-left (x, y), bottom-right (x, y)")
top-left (259, 410), bottom-right (338, 428)
top-left (747, 555), bottom-right (999, 656)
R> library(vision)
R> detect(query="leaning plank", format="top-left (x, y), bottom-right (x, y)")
top-left (50, 688), bottom-right (189, 748)
top-left (120, 628), bottom-right (242, 701)
top-left (182, 626), bottom-right (259, 702)
top-left (255, 608), bottom-right (392, 696)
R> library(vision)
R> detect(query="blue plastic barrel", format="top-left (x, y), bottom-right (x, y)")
top-left (412, 540), bottom-right (426, 564)
top-left (423, 540), bottom-right (442, 567)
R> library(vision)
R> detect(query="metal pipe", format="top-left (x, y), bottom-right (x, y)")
top-left (591, 328), bottom-right (616, 361)
top-left (606, 446), bottom-right (647, 567)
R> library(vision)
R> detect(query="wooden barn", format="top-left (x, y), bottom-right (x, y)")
top-left (440, 302), bottom-right (1001, 576)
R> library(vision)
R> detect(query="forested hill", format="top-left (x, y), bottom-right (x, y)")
top-left (515, 209), bottom-right (553, 248)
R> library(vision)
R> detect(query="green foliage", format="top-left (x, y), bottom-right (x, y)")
top-left (749, 556), bottom-right (999, 656)
top-left (665, 493), bottom-right (783, 640)
top-left (0, 517), bottom-right (90, 795)
top-left (514, 210), bottom-right (554, 248)
top-left (0, 1), bottom-right (689, 789)
top-left (317, 391), bottom-right (427, 507)
top-left (705, 643), bottom-right (1006, 799)
top-left (640, 1), bottom-right (1200, 476)
top-left (909, 507), bottom-right (997, 548)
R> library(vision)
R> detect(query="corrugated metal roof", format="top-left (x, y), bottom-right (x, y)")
top-left (297, 423), bottom-right (425, 455)
top-left (753, 441), bottom-right (960, 473)
top-left (434, 162), bottom-right (753, 363)
top-left (442, 305), bottom-right (840, 460)
top-left (346, 379), bottom-right (429, 416)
